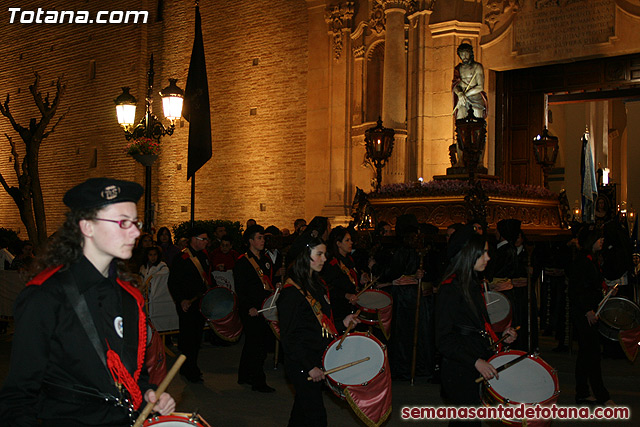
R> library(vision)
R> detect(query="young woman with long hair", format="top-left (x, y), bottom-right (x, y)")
top-left (321, 226), bottom-right (360, 322)
top-left (277, 233), bottom-right (359, 427)
top-left (436, 225), bottom-right (516, 426)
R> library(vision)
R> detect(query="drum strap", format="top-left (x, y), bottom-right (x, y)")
top-left (246, 254), bottom-right (274, 291)
top-left (185, 248), bottom-right (212, 287)
top-left (337, 258), bottom-right (358, 289)
top-left (284, 278), bottom-right (338, 337)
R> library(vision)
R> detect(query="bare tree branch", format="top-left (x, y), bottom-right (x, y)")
top-left (42, 106), bottom-right (70, 139)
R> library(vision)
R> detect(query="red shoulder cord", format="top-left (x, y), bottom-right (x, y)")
top-left (105, 279), bottom-right (147, 408)
top-left (587, 254), bottom-right (608, 293)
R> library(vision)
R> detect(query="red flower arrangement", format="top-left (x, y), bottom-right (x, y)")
top-left (125, 137), bottom-right (160, 156)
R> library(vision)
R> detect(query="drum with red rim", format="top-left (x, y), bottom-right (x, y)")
top-left (143, 412), bottom-right (211, 426)
top-left (200, 286), bottom-right (236, 322)
top-left (485, 290), bottom-right (512, 333)
top-left (356, 289), bottom-right (392, 325)
top-left (261, 291), bottom-right (279, 322)
top-left (322, 332), bottom-right (386, 399)
top-left (481, 350), bottom-right (559, 426)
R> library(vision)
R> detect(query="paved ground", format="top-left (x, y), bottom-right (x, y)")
top-left (0, 330), bottom-right (638, 426)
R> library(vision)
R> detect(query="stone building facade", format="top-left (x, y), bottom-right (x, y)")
top-left (1, 0), bottom-right (640, 236)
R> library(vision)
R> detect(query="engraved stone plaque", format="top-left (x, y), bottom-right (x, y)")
top-left (513, 0), bottom-right (615, 58)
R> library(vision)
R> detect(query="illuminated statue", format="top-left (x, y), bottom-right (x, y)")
top-left (452, 42), bottom-right (487, 120)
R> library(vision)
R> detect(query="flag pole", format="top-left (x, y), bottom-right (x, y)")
top-left (191, 175), bottom-right (195, 227)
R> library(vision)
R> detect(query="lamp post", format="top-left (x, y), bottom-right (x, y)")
top-left (532, 127), bottom-right (559, 189)
top-left (114, 55), bottom-right (183, 232)
top-left (364, 117), bottom-right (395, 191)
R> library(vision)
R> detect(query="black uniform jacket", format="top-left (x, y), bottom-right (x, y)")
top-left (168, 246), bottom-right (212, 304)
top-left (321, 254), bottom-right (357, 320)
top-left (435, 274), bottom-right (494, 367)
top-left (566, 252), bottom-right (604, 319)
top-left (486, 242), bottom-right (518, 281)
top-left (233, 251), bottom-right (272, 317)
top-left (277, 280), bottom-right (336, 375)
top-left (0, 256), bottom-right (152, 426)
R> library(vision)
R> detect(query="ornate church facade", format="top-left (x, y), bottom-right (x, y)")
top-left (1, 0), bottom-right (640, 235)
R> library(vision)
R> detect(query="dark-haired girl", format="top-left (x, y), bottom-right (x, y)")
top-left (277, 235), bottom-right (359, 427)
top-left (436, 226), bottom-right (516, 426)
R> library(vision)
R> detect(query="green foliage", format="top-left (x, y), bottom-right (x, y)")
top-left (172, 220), bottom-right (244, 251)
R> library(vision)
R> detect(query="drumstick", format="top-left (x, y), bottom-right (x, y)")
top-left (257, 306), bottom-right (276, 313)
top-left (257, 288), bottom-right (281, 313)
top-left (336, 309), bottom-right (361, 350)
top-left (488, 326), bottom-right (521, 349)
top-left (355, 277), bottom-right (378, 298)
top-left (474, 352), bottom-right (529, 383)
top-left (307, 357), bottom-right (370, 381)
top-left (132, 354), bottom-right (187, 427)
top-left (595, 283), bottom-right (618, 317)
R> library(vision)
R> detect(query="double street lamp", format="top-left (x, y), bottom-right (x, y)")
top-left (114, 55), bottom-right (184, 232)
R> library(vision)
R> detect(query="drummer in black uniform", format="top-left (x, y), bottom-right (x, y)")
top-left (321, 226), bottom-right (360, 322)
top-left (436, 225), bottom-right (517, 426)
top-left (0, 177), bottom-right (175, 426)
top-left (234, 224), bottom-right (276, 392)
top-left (278, 229), bottom-right (360, 427)
top-left (168, 227), bottom-right (213, 383)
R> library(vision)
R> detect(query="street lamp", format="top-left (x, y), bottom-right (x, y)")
top-left (114, 54), bottom-right (183, 232)
top-left (532, 127), bottom-right (560, 189)
top-left (364, 117), bottom-right (395, 191)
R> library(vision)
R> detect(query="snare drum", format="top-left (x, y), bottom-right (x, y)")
top-left (261, 291), bottom-right (279, 322)
top-left (485, 290), bottom-right (512, 333)
top-left (143, 412), bottom-right (211, 426)
top-left (356, 290), bottom-right (392, 325)
top-left (481, 350), bottom-right (559, 426)
top-left (598, 297), bottom-right (640, 341)
top-left (200, 287), bottom-right (236, 322)
top-left (322, 332), bottom-right (386, 399)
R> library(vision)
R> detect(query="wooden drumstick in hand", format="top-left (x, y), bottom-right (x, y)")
top-left (132, 354), bottom-right (186, 427)
top-left (337, 309), bottom-right (361, 350)
top-left (307, 357), bottom-right (370, 381)
top-left (488, 326), bottom-right (521, 349)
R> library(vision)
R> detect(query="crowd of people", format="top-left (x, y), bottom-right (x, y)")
top-left (0, 176), bottom-right (638, 426)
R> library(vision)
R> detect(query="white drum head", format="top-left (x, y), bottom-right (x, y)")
top-left (487, 353), bottom-right (556, 404)
top-left (324, 334), bottom-right (384, 386)
top-left (261, 293), bottom-right (279, 322)
top-left (486, 291), bottom-right (511, 323)
top-left (357, 291), bottom-right (391, 310)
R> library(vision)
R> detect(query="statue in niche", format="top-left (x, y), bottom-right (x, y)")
top-left (452, 42), bottom-right (487, 120)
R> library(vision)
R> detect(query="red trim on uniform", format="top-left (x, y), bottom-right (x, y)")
top-left (329, 258), bottom-right (339, 266)
top-left (115, 278), bottom-right (147, 408)
top-left (27, 265), bottom-right (64, 286)
top-left (441, 274), bottom-right (456, 285)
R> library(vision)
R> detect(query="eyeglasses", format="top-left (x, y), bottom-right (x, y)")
top-left (194, 236), bottom-right (209, 242)
top-left (94, 218), bottom-right (143, 230)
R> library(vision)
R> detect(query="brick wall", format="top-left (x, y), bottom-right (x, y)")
top-left (0, 0), bottom-right (308, 238)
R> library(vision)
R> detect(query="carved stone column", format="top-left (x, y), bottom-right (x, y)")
top-left (382, 0), bottom-right (408, 130)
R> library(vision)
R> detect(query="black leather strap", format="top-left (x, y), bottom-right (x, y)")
top-left (59, 270), bottom-right (109, 375)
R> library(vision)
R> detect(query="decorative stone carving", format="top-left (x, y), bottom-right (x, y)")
top-left (370, 1), bottom-right (386, 34)
top-left (382, 0), bottom-right (411, 10)
top-left (325, 2), bottom-right (355, 61)
top-left (484, 0), bottom-right (520, 34)
top-left (407, 0), bottom-right (437, 16)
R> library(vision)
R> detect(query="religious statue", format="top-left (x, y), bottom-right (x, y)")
top-left (452, 42), bottom-right (487, 120)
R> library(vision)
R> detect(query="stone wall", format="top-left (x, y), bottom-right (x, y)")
top-left (0, 0), bottom-right (309, 236)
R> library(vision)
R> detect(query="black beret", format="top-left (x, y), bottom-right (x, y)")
top-left (497, 219), bottom-right (521, 244)
top-left (447, 224), bottom-right (477, 259)
top-left (306, 216), bottom-right (329, 237)
top-left (395, 214), bottom-right (420, 237)
top-left (63, 177), bottom-right (143, 210)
